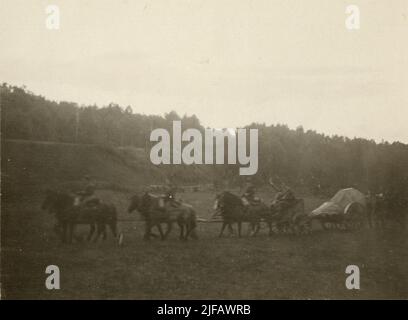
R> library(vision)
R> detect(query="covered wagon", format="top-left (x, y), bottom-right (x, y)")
top-left (309, 188), bottom-right (367, 229)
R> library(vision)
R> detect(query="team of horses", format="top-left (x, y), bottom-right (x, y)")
top-left (41, 190), bottom-right (199, 243)
top-left (214, 191), bottom-right (308, 237)
top-left (42, 189), bottom-right (405, 244)
top-left (127, 193), bottom-right (198, 241)
top-left (42, 190), bottom-right (118, 243)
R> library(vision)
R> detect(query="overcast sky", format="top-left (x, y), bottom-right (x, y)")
top-left (1, 0), bottom-right (407, 142)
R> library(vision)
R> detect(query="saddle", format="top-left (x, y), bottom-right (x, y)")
top-left (158, 195), bottom-right (182, 209)
top-left (74, 194), bottom-right (100, 209)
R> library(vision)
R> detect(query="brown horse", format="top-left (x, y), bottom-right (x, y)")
top-left (128, 192), bottom-right (197, 241)
top-left (214, 191), bottom-right (272, 237)
top-left (42, 190), bottom-right (117, 243)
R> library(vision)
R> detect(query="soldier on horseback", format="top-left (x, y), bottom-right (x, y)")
top-left (75, 175), bottom-right (99, 208)
top-left (162, 177), bottom-right (181, 209)
top-left (241, 178), bottom-right (261, 207)
top-left (269, 177), bottom-right (296, 211)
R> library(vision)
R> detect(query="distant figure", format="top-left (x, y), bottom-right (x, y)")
top-left (75, 175), bottom-right (98, 208)
top-left (241, 179), bottom-right (260, 206)
top-left (269, 177), bottom-right (296, 210)
top-left (162, 177), bottom-right (180, 209)
top-left (276, 184), bottom-right (296, 210)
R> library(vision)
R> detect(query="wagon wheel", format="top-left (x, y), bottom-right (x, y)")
top-left (344, 202), bottom-right (365, 230)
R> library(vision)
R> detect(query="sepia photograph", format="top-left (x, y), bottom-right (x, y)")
top-left (1, 0), bottom-right (407, 304)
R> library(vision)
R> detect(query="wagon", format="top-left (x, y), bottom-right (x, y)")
top-left (309, 188), bottom-right (367, 230)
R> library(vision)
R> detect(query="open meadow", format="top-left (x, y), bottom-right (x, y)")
top-left (2, 0), bottom-right (408, 302)
top-left (2, 188), bottom-right (407, 299)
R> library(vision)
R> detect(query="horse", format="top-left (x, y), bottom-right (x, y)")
top-left (128, 192), bottom-right (198, 241)
top-left (214, 191), bottom-right (271, 237)
top-left (42, 190), bottom-right (117, 243)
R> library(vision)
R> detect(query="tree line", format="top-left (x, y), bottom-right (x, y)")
top-left (1, 83), bottom-right (407, 196)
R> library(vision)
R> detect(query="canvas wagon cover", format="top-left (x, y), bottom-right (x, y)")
top-left (311, 188), bottom-right (366, 217)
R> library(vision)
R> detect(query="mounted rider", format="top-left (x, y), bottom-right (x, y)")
top-left (75, 175), bottom-right (99, 208)
top-left (161, 177), bottom-right (181, 209)
top-left (269, 177), bottom-right (296, 211)
top-left (241, 178), bottom-right (261, 207)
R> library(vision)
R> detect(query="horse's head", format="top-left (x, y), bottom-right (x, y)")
top-left (214, 192), bottom-right (227, 209)
top-left (213, 191), bottom-right (242, 217)
top-left (42, 190), bottom-right (73, 213)
top-left (128, 192), bottom-right (153, 212)
top-left (128, 194), bottom-right (141, 213)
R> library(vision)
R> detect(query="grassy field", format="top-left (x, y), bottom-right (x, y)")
top-left (2, 188), bottom-right (407, 299)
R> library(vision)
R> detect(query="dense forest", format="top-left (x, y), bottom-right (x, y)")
top-left (1, 83), bottom-right (408, 196)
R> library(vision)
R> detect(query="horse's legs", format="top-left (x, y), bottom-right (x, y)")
top-left (94, 223), bottom-right (104, 241)
top-left (248, 222), bottom-right (255, 237)
top-left (253, 221), bottom-right (261, 236)
top-left (164, 222), bottom-right (173, 239)
top-left (96, 222), bottom-right (108, 241)
top-left (219, 222), bottom-right (227, 238)
top-left (156, 224), bottom-right (165, 240)
top-left (185, 224), bottom-right (191, 240)
top-left (185, 216), bottom-right (197, 240)
top-left (109, 221), bottom-right (117, 238)
top-left (178, 221), bottom-right (185, 240)
top-left (227, 223), bottom-right (234, 235)
top-left (186, 222), bottom-right (197, 240)
top-left (185, 224), bottom-right (192, 241)
top-left (184, 220), bottom-right (192, 240)
top-left (87, 224), bottom-right (96, 241)
top-left (238, 222), bottom-right (242, 238)
top-left (267, 222), bottom-right (273, 236)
